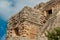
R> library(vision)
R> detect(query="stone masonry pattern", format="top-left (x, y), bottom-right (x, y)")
top-left (6, 0), bottom-right (60, 40)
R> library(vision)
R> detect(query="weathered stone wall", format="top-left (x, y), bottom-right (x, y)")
top-left (6, 0), bottom-right (60, 40)
top-left (6, 6), bottom-right (46, 40)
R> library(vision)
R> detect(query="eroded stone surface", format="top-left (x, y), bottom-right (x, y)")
top-left (6, 0), bottom-right (60, 40)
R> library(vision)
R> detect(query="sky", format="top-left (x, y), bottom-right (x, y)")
top-left (0, 0), bottom-right (49, 40)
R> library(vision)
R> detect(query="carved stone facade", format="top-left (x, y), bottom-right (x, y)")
top-left (6, 0), bottom-right (60, 40)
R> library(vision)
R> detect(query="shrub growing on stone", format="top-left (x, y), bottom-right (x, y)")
top-left (45, 27), bottom-right (60, 40)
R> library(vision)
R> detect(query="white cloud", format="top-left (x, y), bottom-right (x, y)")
top-left (0, 1), bottom-right (10, 9)
top-left (0, 0), bottom-right (49, 21)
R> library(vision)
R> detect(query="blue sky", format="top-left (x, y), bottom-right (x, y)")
top-left (0, 0), bottom-right (49, 40)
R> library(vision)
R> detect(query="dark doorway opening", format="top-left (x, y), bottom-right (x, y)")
top-left (46, 9), bottom-right (52, 20)
top-left (47, 9), bottom-right (52, 14)
top-left (14, 27), bottom-right (20, 36)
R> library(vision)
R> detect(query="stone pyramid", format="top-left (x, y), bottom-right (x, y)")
top-left (6, 0), bottom-right (60, 40)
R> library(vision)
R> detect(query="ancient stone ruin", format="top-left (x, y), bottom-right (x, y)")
top-left (6, 0), bottom-right (60, 40)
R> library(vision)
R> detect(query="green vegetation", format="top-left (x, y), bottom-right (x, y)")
top-left (45, 27), bottom-right (60, 40)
